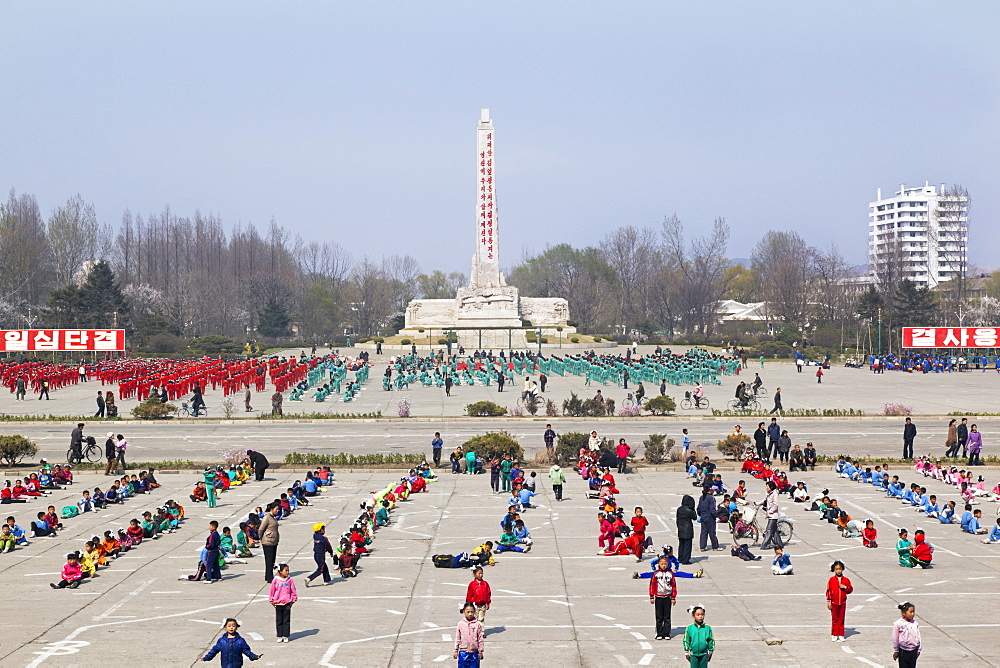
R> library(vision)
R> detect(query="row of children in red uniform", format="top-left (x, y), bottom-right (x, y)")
top-left (577, 444), bottom-right (653, 561)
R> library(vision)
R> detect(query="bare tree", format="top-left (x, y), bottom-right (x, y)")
top-left (661, 215), bottom-right (733, 335)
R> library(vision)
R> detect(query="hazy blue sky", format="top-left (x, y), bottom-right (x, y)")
top-left (3, 1), bottom-right (998, 274)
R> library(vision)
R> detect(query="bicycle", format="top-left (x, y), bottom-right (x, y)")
top-left (752, 385), bottom-right (767, 397)
top-left (66, 437), bottom-right (102, 466)
top-left (680, 391), bottom-right (710, 410)
top-left (727, 397), bottom-right (760, 412)
top-left (515, 392), bottom-right (542, 409)
top-left (173, 401), bottom-right (208, 417)
top-left (743, 502), bottom-right (795, 546)
top-left (621, 393), bottom-right (637, 409)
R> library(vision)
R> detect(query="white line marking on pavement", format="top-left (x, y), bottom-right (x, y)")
top-left (796, 546), bottom-right (863, 557)
top-left (866, 595), bottom-right (883, 602)
top-left (608, 567), bottom-right (626, 571)
top-left (637, 654), bottom-right (655, 666)
top-left (386, 609), bottom-right (405, 615)
top-left (855, 657), bottom-right (884, 668)
top-left (895, 588), bottom-right (913, 594)
top-left (967, 576), bottom-right (996, 580)
top-left (497, 589), bottom-right (525, 595)
top-left (629, 631), bottom-right (646, 640)
top-left (924, 580), bottom-right (947, 586)
top-left (613, 656), bottom-right (629, 666)
top-left (639, 642), bottom-right (652, 650)
top-left (433, 656), bottom-right (449, 663)
top-left (94, 579), bottom-right (154, 620)
top-left (190, 619), bottom-right (222, 625)
top-left (849, 605), bottom-right (864, 612)
top-left (24, 572), bottom-right (59, 577)
top-left (71, 592), bottom-right (101, 595)
top-left (423, 622), bottom-right (440, 628)
top-left (594, 614), bottom-right (615, 620)
top-left (548, 599), bottom-right (573, 606)
top-left (440, 634), bottom-right (451, 642)
top-left (841, 645), bottom-right (855, 654)
top-left (374, 576), bottom-right (403, 581)
top-left (248, 632), bottom-right (263, 641)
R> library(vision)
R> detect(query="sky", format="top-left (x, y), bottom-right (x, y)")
top-left (3, 1), bottom-right (998, 275)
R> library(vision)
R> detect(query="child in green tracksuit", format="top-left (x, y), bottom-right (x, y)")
top-left (203, 467), bottom-right (218, 508)
top-left (236, 523), bottom-right (254, 558)
top-left (683, 605), bottom-right (714, 668)
top-left (500, 456), bottom-right (513, 493)
top-left (375, 500), bottom-right (391, 527)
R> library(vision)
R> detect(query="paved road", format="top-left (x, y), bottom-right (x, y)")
top-left (13, 417), bottom-right (1000, 464)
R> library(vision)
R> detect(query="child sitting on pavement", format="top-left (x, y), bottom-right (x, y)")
top-left (771, 546), bottom-right (793, 575)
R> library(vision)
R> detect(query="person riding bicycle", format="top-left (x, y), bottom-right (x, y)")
top-left (751, 373), bottom-right (763, 396)
top-left (735, 382), bottom-right (750, 409)
top-left (69, 423), bottom-right (85, 462)
top-left (693, 383), bottom-right (705, 408)
top-left (635, 383), bottom-right (645, 404)
top-left (190, 385), bottom-right (205, 417)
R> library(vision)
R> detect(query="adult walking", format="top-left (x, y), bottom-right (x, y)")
top-left (539, 372), bottom-right (547, 393)
top-left (247, 449), bottom-right (269, 481)
top-left (945, 419), bottom-right (959, 458)
top-left (260, 502), bottom-right (281, 583)
top-left (759, 480), bottom-right (782, 549)
top-left (697, 485), bottom-right (720, 552)
top-left (675, 495), bottom-right (697, 565)
top-left (244, 386), bottom-right (253, 412)
top-left (753, 422), bottom-right (768, 461)
top-left (767, 418), bottom-right (781, 461)
top-left (769, 387), bottom-right (783, 415)
top-left (69, 423), bottom-right (84, 462)
top-left (444, 374), bottom-right (453, 397)
top-left (431, 432), bottom-right (444, 468)
top-left (15, 376), bottom-right (26, 400)
top-left (902, 418), bottom-right (916, 460)
top-left (115, 434), bottom-right (128, 470)
top-left (543, 424), bottom-right (556, 456)
top-left (958, 418), bottom-right (969, 459)
top-left (95, 391), bottom-right (106, 418)
top-left (271, 391), bottom-right (283, 417)
top-left (967, 425), bottom-right (983, 467)
top-left (548, 463), bottom-right (566, 501)
top-left (104, 432), bottom-right (118, 475)
top-left (38, 378), bottom-right (50, 400)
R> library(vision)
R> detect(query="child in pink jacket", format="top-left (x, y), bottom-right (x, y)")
top-left (269, 563), bottom-right (298, 642)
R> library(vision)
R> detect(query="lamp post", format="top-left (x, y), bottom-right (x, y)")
top-left (877, 307), bottom-right (882, 356)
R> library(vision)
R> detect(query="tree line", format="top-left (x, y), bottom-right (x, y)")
top-left (1, 188), bottom-right (993, 353)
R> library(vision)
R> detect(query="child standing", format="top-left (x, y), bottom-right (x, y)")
top-left (205, 521), bottom-right (222, 582)
top-left (649, 555), bottom-right (678, 640)
top-left (453, 602), bottom-right (485, 668)
top-left (202, 618), bottom-right (261, 665)
top-left (891, 601), bottom-right (921, 668)
top-left (269, 564), bottom-right (297, 642)
top-left (826, 560), bottom-right (853, 642)
top-left (466, 566), bottom-right (491, 623)
top-left (683, 605), bottom-right (715, 668)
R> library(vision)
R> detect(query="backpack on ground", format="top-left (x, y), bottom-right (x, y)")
top-left (61, 506), bottom-right (79, 519)
top-left (432, 554), bottom-right (456, 568)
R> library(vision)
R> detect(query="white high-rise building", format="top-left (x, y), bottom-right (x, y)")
top-left (868, 182), bottom-right (968, 289)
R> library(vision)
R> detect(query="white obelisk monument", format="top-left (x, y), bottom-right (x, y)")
top-left (402, 109), bottom-right (572, 346)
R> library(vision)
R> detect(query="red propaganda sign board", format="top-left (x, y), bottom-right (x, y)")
top-left (901, 327), bottom-right (998, 348)
top-left (0, 329), bottom-right (125, 352)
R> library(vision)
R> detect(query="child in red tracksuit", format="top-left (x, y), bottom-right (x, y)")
top-left (862, 520), bottom-right (877, 548)
top-left (631, 507), bottom-right (650, 553)
top-left (465, 567), bottom-right (492, 623)
top-left (602, 532), bottom-right (644, 560)
top-left (598, 514), bottom-right (615, 549)
top-left (826, 560), bottom-right (853, 642)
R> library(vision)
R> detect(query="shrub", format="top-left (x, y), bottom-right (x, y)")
top-left (642, 434), bottom-right (675, 464)
top-left (562, 392), bottom-right (585, 417)
top-left (461, 431), bottom-right (524, 461)
top-left (400, 339), bottom-right (411, 345)
top-left (717, 433), bottom-right (751, 458)
top-left (555, 432), bottom-right (589, 466)
top-left (147, 333), bottom-right (186, 354)
top-left (0, 435), bottom-right (38, 466)
top-left (545, 399), bottom-right (558, 417)
top-left (526, 331), bottom-right (537, 342)
top-left (540, 337), bottom-right (548, 344)
top-left (508, 406), bottom-right (525, 417)
top-left (570, 337), bottom-right (580, 343)
top-left (616, 404), bottom-right (642, 417)
top-left (221, 447), bottom-right (248, 468)
top-left (132, 397), bottom-right (177, 420)
top-left (397, 396), bottom-right (411, 417)
top-left (643, 395), bottom-right (676, 416)
top-left (881, 402), bottom-right (912, 416)
top-left (374, 337), bottom-right (385, 343)
top-left (581, 398), bottom-right (608, 417)
top-left (189, 335), bottom-right (242, 355)
top-left (438, 338), bottom-right (449, 345)
top-left (525, 395), bottom-right (540, 415)
top-left (466, 401), bottom-right (507, 417)
top-left (593, 336), bottom-right (602, 342)
top-left (220, 397), bottom-right (237, 419)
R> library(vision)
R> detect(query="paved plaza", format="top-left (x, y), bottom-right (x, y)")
top-left (1, 468), bottom-right (999, 667)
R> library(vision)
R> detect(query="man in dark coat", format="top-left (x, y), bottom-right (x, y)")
top-left (675, 495), bottom-right (697, 565)
top-left (95, 391), bottom-right (105, 417)
top-left (902, 418), bottom-right (917, 460)
top-left (697, 486), bottom-right (720, 551)
top-left (958, 418), bottom-right (969, 459)
top-left (247, 450), bottom-right (269, 481)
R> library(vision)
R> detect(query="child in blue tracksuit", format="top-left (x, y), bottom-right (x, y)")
top-left (921, 495), bottom-right (939, 517)
top-left (938, 501), bottom-right (956, 524)
top-left (962, 508), bottom-right (988, 535)
top-left (635, 546), bottom-right (702, 579)
top-left (983, 518), bottom-right (1000, 544)
top-left (202, 618), bottom-right (260, 666)
top-left (517, 488), bottom-right (535, 509)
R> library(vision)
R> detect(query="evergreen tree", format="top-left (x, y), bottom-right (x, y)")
top-left (45, 261), bottom-right (130, 329)
top-left (257, 298), bottom-right (292, 337)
